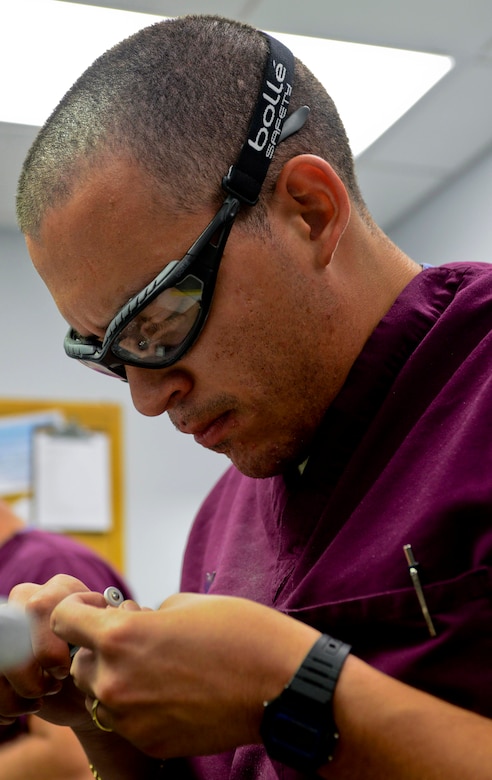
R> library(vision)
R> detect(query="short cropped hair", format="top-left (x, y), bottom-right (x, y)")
top-left (16, 14), bottom-right (370, 237)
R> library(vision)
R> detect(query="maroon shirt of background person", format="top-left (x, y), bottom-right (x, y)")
top-left (0, 528), bottom-right (132, 745)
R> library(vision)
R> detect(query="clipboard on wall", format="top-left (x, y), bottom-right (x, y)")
top-left (32, 422), bottom-right (112, 533)
top-left (0, 398), bottom-right (125, 572)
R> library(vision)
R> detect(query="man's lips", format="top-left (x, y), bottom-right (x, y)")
top-left (189, 411), bottom-right (233, 449)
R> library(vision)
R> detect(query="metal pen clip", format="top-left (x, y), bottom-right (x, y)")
top-left (403, 544), bottom-right (437, 638)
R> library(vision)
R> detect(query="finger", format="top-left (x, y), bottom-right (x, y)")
top-left (7, 582), bottom-right (41, 607)
top-left (11, 576), bottom-right (94, 682)
top-left (8, 575), bottom-right (90, 610)
top-left (86, 694), bottom-right (114, 733)
top-left (0, 674), bottom-right (43, 719)
top-left (3, 593), bottom-right (66, 696)
top-left (51, 596), bottom-right (114, 652)
top-left (60, 591), bottom-right (108, 613)
top-left (70, 646), bottom-right (96, 695)
top-left (119, 599), bottom-right (142, 612)
top-left (120, 600), bottom-right (154, 614)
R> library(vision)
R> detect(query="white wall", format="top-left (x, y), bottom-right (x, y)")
top-left (0, 227), bottom-right (228, 605)
top-left (387, 146), bottom-right (492, 264)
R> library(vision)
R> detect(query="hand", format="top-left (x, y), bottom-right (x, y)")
top-left (1, 575), bottom-right (100, 729)
top-left (51, 591), bottom-right (320, 758)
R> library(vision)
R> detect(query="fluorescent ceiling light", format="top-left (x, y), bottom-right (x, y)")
top-left (273, 33), bottom-right (453, 155)
top-left (1, 0), bottom-right (453, 156)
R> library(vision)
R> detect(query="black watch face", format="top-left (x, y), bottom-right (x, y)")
top-left (269, 711), bottom-right (322, 760)
top-left (261, 635), bottom-right (350, 772)
top-left (261, 700), bottom-right (334, 772)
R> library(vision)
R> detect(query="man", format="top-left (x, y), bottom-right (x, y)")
top-left (0, 499), bottom-right (132, 778)
top-left (4, 14), bottom-right (492, 780)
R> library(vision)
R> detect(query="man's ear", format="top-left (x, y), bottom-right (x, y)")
top-left (272, 154), bottom-right (351, 261)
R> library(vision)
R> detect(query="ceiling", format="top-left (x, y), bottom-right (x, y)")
top-left (1, 0), bottom-right (492, 233)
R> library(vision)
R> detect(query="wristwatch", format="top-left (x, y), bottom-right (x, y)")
top-left (260, 634), bottom-right (351, 775)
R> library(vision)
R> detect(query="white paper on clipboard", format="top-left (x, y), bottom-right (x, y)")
top-left (32, 427), bottom-right (112, 532)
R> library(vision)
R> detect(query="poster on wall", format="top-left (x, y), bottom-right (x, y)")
top-left (0, 410), bottom-right (64, 497)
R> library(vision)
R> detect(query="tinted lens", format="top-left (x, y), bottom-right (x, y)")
top-left (64, 330), bottom-right (127, 379)
top-left (111, 273), bottom-right (204, 366)
top-left (79, 358), bottom-right (127, 380)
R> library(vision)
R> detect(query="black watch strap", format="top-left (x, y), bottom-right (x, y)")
top-left (260, 634), bottom-right (351, 775)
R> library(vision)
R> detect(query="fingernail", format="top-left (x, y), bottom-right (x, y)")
top-left (48, 667), bottom-right (69, 681)
top-left (45, 685), bottom-right (63, 696)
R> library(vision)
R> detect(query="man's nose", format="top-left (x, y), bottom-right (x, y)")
top-left (125, 365), bottom-right (193, 417)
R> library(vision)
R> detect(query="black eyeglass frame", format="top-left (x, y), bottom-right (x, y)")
top-left (63, 32), bottom-right (309, 381)
top-left (64, 194), bottom-right (240, 380)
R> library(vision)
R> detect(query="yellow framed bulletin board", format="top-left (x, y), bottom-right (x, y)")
top-left (0, 398), bottom-right (125, 573)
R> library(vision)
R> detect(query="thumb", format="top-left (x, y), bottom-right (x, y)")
top-left (120, 600), bottom-right (153, 613)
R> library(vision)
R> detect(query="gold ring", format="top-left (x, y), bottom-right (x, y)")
top-left (91, 698), bottom-right (113, 732)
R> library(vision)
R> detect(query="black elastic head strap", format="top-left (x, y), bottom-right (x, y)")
top-left (222, 33), bottom-right (309, 206)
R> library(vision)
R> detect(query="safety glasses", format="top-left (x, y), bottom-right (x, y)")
top-left (64, 195), bottom-right (240, 380)
top-left (64, 32), bottom-right (309, 380)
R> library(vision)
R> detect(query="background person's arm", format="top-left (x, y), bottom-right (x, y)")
top-left (0, 715), bottom-right (94, 780)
